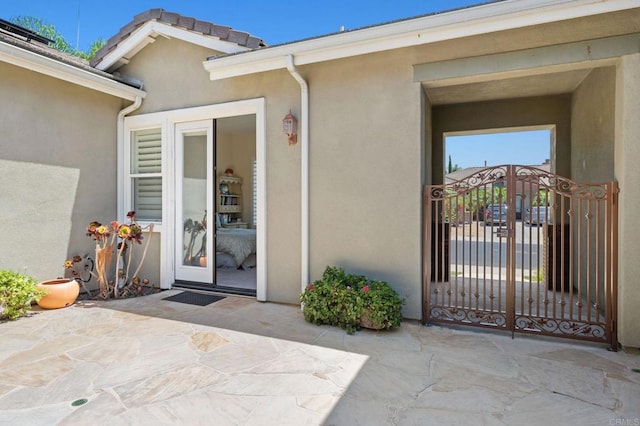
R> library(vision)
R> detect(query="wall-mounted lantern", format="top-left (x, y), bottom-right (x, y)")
top-left (282, 110), bottom-right (298, 145)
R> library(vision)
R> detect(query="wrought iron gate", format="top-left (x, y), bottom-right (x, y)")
top-left (423, 165), bottom-right (619, 349)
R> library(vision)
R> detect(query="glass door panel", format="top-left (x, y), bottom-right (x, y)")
top-left (175, 121), bottom-right (214, 283)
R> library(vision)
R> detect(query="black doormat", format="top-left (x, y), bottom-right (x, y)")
top-left (162, 292), bottom-right (226, 306)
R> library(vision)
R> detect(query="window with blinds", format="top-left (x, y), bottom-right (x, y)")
top-left (131, 129), bottom-right (162, 221)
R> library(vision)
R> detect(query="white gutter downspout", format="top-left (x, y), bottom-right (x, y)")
top-left (286, 55), bottom-right (310, 292)
top-left (116, 96), bottom-right (143, 223)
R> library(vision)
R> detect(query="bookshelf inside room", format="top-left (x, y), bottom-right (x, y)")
top-left (217, 175), bottom-right (248, 228)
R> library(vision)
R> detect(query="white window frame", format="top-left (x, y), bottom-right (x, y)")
top-left (121, 98), bottom-right (267, 300)
top-left (124, 126), bottom-right (165, 226)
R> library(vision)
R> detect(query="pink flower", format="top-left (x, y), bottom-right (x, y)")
top-left (363, 285), bottom-right (370, 293)
top-left (307, 284), bottom-right (314, 291)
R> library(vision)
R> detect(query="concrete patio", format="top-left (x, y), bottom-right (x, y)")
top-left (1, 290), bottom-right (639, 425)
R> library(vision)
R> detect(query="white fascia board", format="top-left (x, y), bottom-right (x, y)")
top-left (96, 21), bottom-right (251, 72)
top-left (204, 0), bottom-right (640, 80)
top-left (0, 41), bottom-right (146, 101)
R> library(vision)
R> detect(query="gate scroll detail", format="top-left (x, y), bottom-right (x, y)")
top-left (423, 165), bottom-right (618, 349)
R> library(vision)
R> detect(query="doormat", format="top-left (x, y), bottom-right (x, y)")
top-left (162, 292), bottom-right (226, 306)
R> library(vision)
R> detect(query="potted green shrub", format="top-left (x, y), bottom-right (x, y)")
top-left (300, 266), bottom-right (404, 334)
top-left (0, 270), bottom-right (46, 320)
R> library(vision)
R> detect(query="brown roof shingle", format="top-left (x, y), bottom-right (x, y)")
top-left (90, 8), bottom-right (266, 68)
top-left (0, 29), bottom-right (139, 87)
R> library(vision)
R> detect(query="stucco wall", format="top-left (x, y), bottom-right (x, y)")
top-left (0, 62), bottom-right (124, 282)
top-left (615, 53), bottom-right (640, 349)
top-left (423, 90), bottom-right (432, 187)
top-left (571, 67), bottom-right (616, 182)
top-left (432, 96), bottom-right (572, 183)
top-left (570, 67), bottom-right (616, 336)
top-left (304, 50), bottom-right (424, 319)
top-left (118, 38), bottom-right (216, 114)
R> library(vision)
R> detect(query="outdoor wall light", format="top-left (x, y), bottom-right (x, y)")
top-left (282, 110), bottom-right (298, 145)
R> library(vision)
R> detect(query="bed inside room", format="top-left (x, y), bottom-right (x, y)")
top-left (214, 114), bottom-right (257, 294)
top-left (215, 215), bottom-right (257, 292)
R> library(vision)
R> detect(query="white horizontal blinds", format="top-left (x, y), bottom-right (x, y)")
top-left (131, 129), bottom-right (162, 221)
top-left (253, 159), bottom-right (257, 226)
top-left (131, 129), bottom-right (161, 173)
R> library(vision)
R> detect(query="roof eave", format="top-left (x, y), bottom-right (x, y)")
top-left (204, 0), bottom-right (639, 80)
top-left (0, 40), bottom-right (146, 101)
top-left (95, 20), bottom-right (253, 72)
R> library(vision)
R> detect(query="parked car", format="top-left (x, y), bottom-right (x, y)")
top-left (526, 206), bottom-right (549, 225)
top-left (485, 204), bottom-right (508, 226)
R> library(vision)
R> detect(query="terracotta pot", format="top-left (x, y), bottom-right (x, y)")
top-left (199, 256), bottom-right (207, 267)
top-left (36, 279), bottom-right (80, 309)
top-left (360, 310), bottom-right (384, 330)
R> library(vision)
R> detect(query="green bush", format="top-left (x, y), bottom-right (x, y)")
top-left (300, 266), bottom-right (404, 334)
top-left (0, 270), bottom-right (46, 320)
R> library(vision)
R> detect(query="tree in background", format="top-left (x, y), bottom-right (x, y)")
top-left (532, 189), bottom-right (549, 206)
top-left (10, 16), bottom-right (104, 60)
top-left (76, 38), bottom-right (106, 60)
top-left (447, 155), bottom-right (462, 174)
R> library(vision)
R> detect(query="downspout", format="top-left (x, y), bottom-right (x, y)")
top-left (286, 55), bottom-right (310, 292)
top-left (116, 96), bottom-right (143, 223)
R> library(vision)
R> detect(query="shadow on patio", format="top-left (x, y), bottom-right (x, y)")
top-left (1, 290), bottom-right (638, 425)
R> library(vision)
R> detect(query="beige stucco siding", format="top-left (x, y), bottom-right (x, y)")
top-left (118, 37), bottom-right (216, 113)
top-left (0, 62), bottom-right (124, 281)
top-left (305, 50), bottom-right (425, 319)
top-left (432, 96), bottom-right (572, 182)
top-left (571, 67), bottom-right (616, 182)
top-left (615, 53), bottom-right (640, 348)
top-left (407, 9), bottom-right (640, 68)
top-left (569, 67), bottom-right (616, 341)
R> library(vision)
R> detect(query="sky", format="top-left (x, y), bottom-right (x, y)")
top-left (1, 0), bottom-right (549, 168)
top-left (446, 130), bottom-right (551, 169)
top-left (0, 0), bottom-right (487, 51)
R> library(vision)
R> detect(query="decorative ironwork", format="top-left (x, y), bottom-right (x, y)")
top-left (514, 316), bottom-right (607, 340)
top-left (424, 165), bottom-right (618, 349)
top-left (430, 307), bottom-right (507, 328)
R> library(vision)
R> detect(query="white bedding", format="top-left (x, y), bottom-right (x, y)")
top-left (216, 228), bottom-right (256, 267)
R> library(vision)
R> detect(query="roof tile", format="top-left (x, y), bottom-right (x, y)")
top-left (246, 36), bottom-right (265, 49)
top-left (0, 31), bottom-right (130, 85)
top-left (159, 11), bottom-right (180, 26)
top-left (90, 8), bottom-right (266, 69)
top-left (133, 8), bottom-right (163, 23)
top-left (227, 30), bottom-right (249, 45)
top-left (177, 16), bottom-right (196, 30)
top-left (118, 20), bottom-right (140, 38)
top-left (193, 20), bottom-right (212, 34)
top-left (210, 24), bottom-right (231, 39)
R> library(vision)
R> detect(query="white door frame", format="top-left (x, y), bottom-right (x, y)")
top-left (122, 98), bottom-right (267, 300)
top-left (174, 120), bottom-right (215, 283)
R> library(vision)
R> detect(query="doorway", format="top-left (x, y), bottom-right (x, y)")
top-left (174, 114), bottom-right (258, 297)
